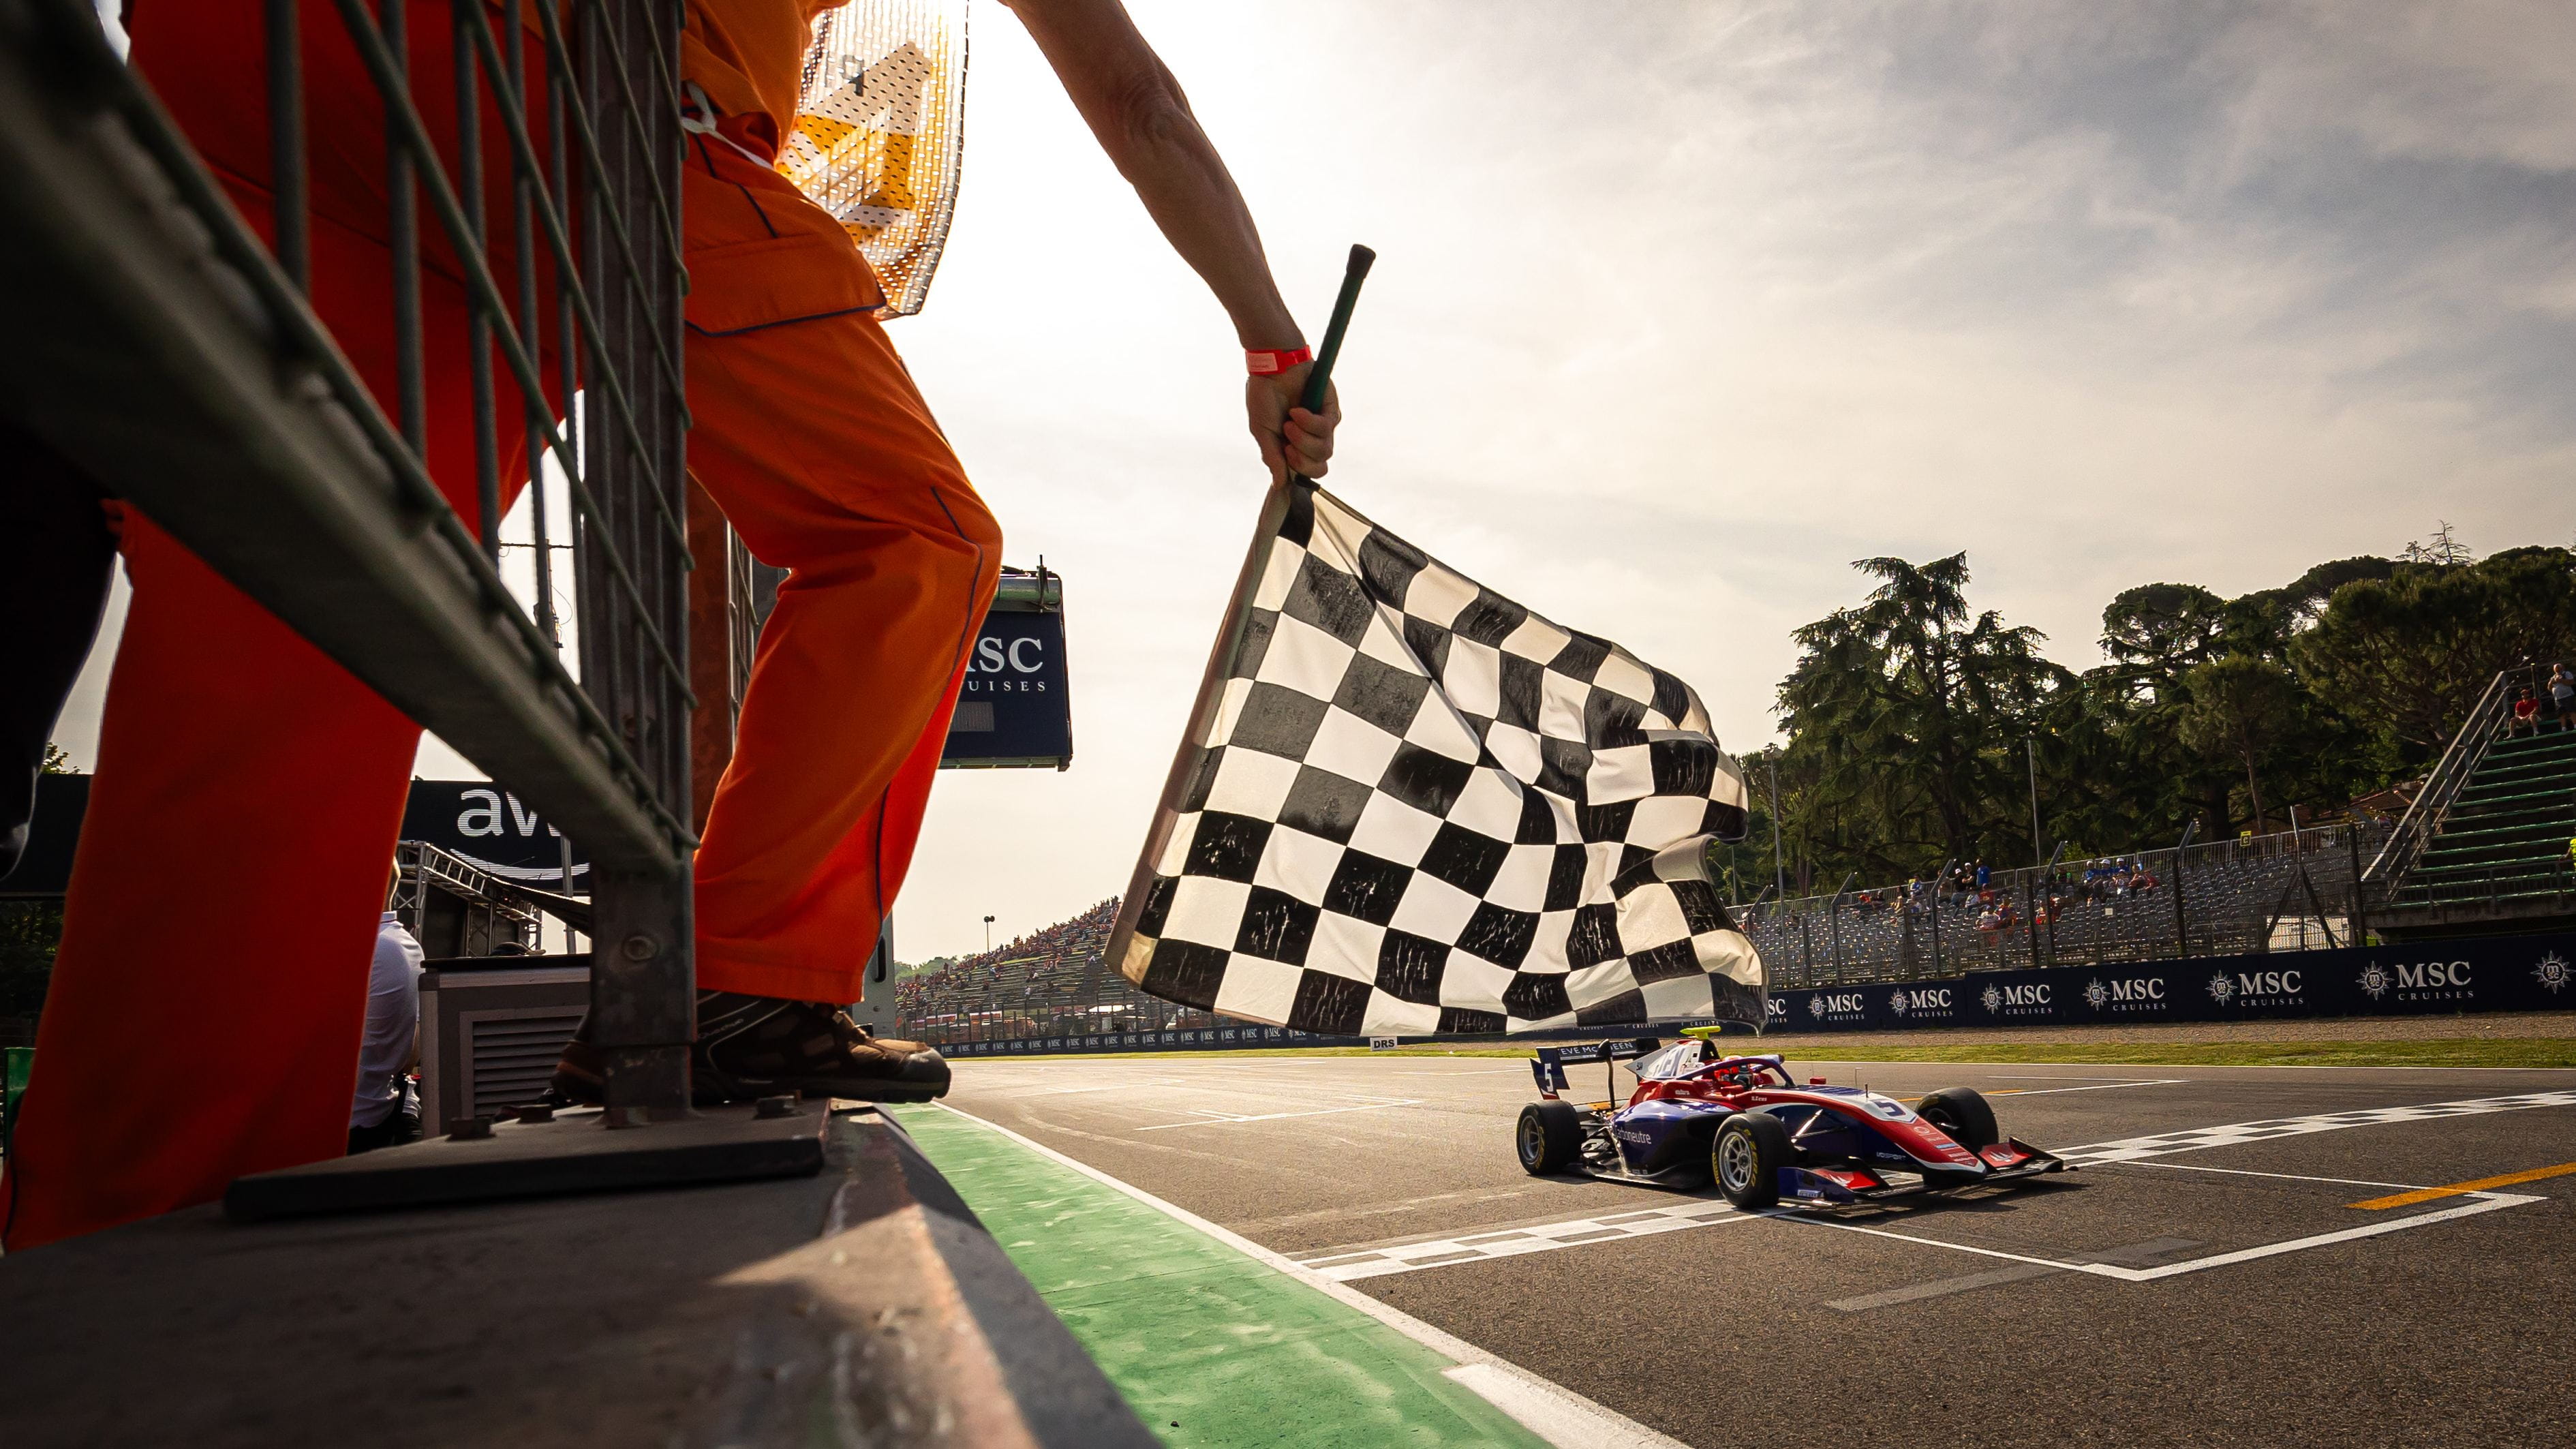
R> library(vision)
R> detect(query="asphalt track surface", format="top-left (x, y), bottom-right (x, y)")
top-left (944, 1052), bottom-right (2576, 1448)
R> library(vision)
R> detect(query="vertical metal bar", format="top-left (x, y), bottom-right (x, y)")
top-left (575, 0), bottom-right (690, 1118)
top-left (384, 0), bottom-right (425, 452)
top-left (506, 0), bottom-right (560, 647)
top-left (2347, 821), bottom-right (2367, 947)
top-left (2026, 872), bottom-right (2040, 970)
top-left (2172, 844), bottom-right (2190, 958)
top-left (455, 2), bottom-right (500, 559)
top-left (265, 0), bottom-right (309, 294)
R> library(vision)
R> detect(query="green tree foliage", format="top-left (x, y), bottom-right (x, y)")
top-left (0, 900), bottom-right (63, 1021)
top-left (2291, 547), bottom-right (2576, 751)
top-left (1766, 554), bottom-right (2073, 879)
top-left (1716, 535), bottom-right (2573, 902)
top-left (2178, 655), bottom-right (2304, 832)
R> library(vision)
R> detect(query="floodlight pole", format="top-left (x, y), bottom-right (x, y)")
top-left (1767, 756), bottom-right (1787, 905)
top-left (2025, 736), bottom-right (2044, 867)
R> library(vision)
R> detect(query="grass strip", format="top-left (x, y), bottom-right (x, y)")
top-left (963, 1039), bottom-right (2576, 1069)
top-left (889, 1106), bottom-right (1549, 1449)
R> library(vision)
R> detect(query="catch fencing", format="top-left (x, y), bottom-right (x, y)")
top-left (1741, 821), bottom-right (2394, 991)
top-left (0, 0), bottom-right (696, 1110)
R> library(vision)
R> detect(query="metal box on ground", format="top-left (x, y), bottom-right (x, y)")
top-left (419, 954), bottom-right (590, 1129)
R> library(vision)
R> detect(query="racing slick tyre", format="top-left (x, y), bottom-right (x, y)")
top-left (1713, 1111), bottom-right (1790, 1209)
top-left (1517, 1101), bottom-right (1582, 1176)
top-left (1918, 1087), bottom-right (1999, 1150)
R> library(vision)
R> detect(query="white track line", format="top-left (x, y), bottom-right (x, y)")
top-left (2117, 1161), bottom-right (2423, 1190)
top-left (1133, 1097), bottom-right (1422, 1131)
top-left (1768, 1193), bottom-right (2542, 1280)
top-left (931, 1103), bottom-right (1688, 1449)
top-left (1991, 1079), bottom-right (2186, 1097)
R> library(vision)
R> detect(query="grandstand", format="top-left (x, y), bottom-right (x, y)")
top-left (889, 819), bottom-right (2395, 1046)
top-left (1741, 819), bottom-right (2387, 990)
top-left (891, 899), bottom-right (1224, 1044)
top-left (2367, 666), bottom-right (2576, 937)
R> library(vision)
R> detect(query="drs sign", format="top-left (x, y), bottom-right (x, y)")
top-left (943, 573), bottom-right (1072, 769)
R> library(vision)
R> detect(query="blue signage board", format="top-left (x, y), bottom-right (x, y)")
top-left (944, 572), bottom-right (1071, 769)
top-left (1760, 932), bottom-right (2575, 1033)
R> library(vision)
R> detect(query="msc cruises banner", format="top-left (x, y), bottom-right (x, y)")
top-left (1760, 932), bottom-right (2576, 1032)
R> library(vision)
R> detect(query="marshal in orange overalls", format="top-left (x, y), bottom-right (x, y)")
top-left (1, 0), bottom-right (997, 1250)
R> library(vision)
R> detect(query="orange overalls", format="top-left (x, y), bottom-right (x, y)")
top-left (1, 0), bottom-right (998, 1250)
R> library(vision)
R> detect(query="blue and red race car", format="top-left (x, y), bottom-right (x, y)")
top-left (1515, 1028), bottom-right (2069, 1208)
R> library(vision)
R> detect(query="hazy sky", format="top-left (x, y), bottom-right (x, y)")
top-left (52, 1), bottom-right (2576, 963)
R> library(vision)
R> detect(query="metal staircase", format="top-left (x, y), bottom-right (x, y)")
top-left (2369, 668), bottom-right (2576, 937)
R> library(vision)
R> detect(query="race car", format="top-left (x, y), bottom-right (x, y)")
top-left (1513, 1028), bottom-right (2070, 1208)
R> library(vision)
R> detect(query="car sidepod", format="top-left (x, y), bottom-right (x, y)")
top-left (1608, 1097), bottom-right (1734, 1176)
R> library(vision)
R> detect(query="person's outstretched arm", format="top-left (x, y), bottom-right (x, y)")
top-left (1001, 0), bottom-right (1339, 487)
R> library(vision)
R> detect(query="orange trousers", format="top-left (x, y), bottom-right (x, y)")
top-left (2, 3), bottom-right (998, 1250)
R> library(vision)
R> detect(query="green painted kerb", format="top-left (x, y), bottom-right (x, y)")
top-left (892, 1107), bottom-right (1548, 1449)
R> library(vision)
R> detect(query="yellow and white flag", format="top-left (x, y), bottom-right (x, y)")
top-left (780, 0), bottom-right (970, 318)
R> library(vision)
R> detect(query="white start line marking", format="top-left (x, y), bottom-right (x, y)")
top-left (1133, 1096), bottom-right (1424, 1131)
top-left (1289, 1088), bottom-right (2576, 1283)
top-left (1990, 1078), bottom-right (2187, 1097)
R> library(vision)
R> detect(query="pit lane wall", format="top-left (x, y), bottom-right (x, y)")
top-left (1762, 930), bottom-right (2576, 1033)
top-left (942, 930), bottom-right (2576, 1057)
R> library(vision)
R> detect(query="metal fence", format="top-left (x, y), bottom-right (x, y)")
top-left (0, 0), bottom-right (696, 1110)
top-left (1738, 821), bottom-right (2394, 990)
top-left (890, 821), bottom-right (2400, 1044)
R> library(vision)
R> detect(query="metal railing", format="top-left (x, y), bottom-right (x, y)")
top-left (2364, 667), bottom-right (2525, 888)
top-left (0, 0), bottom-right (696, 1110)
top-left (1736, 821), bottom-right (2393, 989)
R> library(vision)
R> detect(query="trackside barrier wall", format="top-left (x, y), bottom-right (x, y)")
top-left (1760, 930), bottom-right (2576, 1032)
top-left (940, 930), bottom-right (2575, 1054)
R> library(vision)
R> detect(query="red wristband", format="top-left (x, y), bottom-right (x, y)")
top-left (1245, 346), bottom-right (1313, 376)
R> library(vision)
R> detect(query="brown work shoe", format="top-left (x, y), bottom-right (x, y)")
top-left (547, 993), bottom-right (948, 1108)
top-left (694, 992), bottom-right (950, 1105)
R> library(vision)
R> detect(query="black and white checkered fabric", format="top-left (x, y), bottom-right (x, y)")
top-left (1113, 484), bottom-right (1764, 1036)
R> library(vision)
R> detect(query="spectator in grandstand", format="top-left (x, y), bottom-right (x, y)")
top-left (350, 859), bottom-right (424, 1156)
top-left (1974, 860), bottom-right (1990, 890)
top-left (2511, 688), bottom-right (2541, 737)
top-left (2550, 665), bottom-right (2575, 729)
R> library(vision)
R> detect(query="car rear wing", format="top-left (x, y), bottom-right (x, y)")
top-left (1531, 1037), bottom-right (1663, 1101)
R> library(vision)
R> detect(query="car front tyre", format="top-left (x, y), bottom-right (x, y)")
top-left (1918, 1086), bottom-right (1999, 1150)
top-left (1713, 1111), bottom-right (1790, 1209)
top-left (1516, 1101), bottom-right (1582, 1176)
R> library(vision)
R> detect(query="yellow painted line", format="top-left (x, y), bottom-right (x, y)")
top-left (2350, 1161), bottom-right (2576, 1210)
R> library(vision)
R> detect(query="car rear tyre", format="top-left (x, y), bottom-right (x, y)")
top-left (1713, 1111), bottom-right (1790, 1208)
top-left (1918, 1087), bottom-right (1999, 1150)
top-left (1516, 1101), bottom-right (1582, 1176)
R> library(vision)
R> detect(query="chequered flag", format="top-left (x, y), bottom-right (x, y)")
top-left (1107, 483), bottom-right (1765, 1036)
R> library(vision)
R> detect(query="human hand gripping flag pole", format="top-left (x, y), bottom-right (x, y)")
top-left (1107, 247), bottom-right (1768, 1039)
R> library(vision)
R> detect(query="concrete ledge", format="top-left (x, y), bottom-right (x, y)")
top-left (0, 1108), bottom-right (1154, 1448)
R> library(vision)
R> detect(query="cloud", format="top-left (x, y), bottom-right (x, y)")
top-left (50, 2), bottom-right (2576, 962)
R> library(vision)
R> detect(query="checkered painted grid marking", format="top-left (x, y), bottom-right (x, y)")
top-left (1283, 1089), bottom-right (2576, 1283)
top-left (1121, 483), bottom-right (1761, 1038)
top-left (2060, 1090), bottom-right (2576, 1165)
top-left (1291, 1200), bottom-right (1755, 1282)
